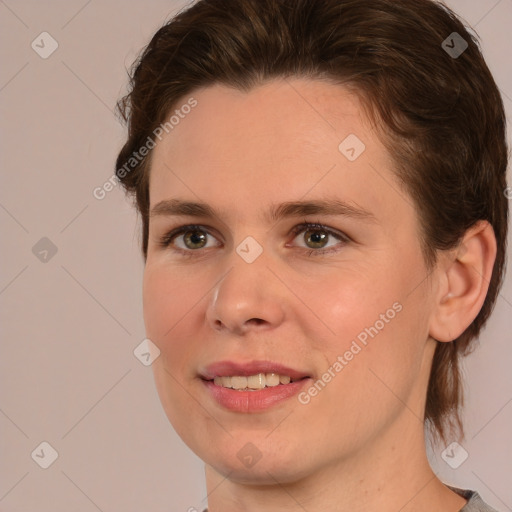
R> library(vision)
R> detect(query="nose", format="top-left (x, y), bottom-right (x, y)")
top-left (206, 254), bottom-right (286, 335)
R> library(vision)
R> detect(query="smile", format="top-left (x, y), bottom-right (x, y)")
top-left (200, 361), bottom-right (312, 412)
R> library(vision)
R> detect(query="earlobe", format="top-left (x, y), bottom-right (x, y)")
top-left (429, 221), bottom-right (497, 343)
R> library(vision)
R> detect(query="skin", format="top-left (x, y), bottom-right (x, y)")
top-left (143, 78), bottom-right (496, 512)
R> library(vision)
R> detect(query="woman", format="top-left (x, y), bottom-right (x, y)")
top-left (115, 0), bottom-right (508, 510)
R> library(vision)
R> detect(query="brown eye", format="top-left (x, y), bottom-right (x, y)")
top-left (289, 222), bottom-right (349, 256)
top-left (303, 228), bottom-right (329, 249)
top-left (183, 229), bottom-right (208, 249)
top-left (159, 225), bottom-right (221, 252)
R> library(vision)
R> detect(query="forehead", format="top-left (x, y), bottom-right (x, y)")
top-left (154, 78), bottom-right (368, 164)
top-left (148, 78), bottom-right (408, 227)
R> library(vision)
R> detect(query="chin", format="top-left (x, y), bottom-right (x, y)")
top-left (201, 442), bottom-right (314, 485)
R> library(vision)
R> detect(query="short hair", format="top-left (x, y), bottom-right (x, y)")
top-left (115, 0), bottom-right (509, 444)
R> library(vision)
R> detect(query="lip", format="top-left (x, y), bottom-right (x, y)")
top-left (199, 360), bottom-right (312, 413)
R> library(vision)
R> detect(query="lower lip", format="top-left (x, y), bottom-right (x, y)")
top-left (202, 378), bottom-right (311, 412)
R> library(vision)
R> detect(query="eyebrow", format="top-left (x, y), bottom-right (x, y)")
top-left (150, 198), bottom-right (378, 224)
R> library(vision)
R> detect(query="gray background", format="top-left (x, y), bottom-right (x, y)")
top-left (0, 1), bottom-right (511, 511)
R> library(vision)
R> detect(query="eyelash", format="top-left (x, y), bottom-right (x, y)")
top-left (158, 221), bottom-right (349, 258)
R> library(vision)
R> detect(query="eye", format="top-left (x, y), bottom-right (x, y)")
top-left (159, 225), bottom-right (221, 253)
top-left (288, 222), bottom-right (349, 255)
top-left (158, 221), bottom-right (349, 257)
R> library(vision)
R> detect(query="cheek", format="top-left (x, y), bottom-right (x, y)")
top-left (143, 266), bottom-right (205, 433)
top-left (294, 262), bottom-right (401, 344)
top-left (142, 266), bottom-right (200, 358)
top-left (309, 253), bottom-right (430, 369)
top-left (305, 277), bottom-right (430, 442)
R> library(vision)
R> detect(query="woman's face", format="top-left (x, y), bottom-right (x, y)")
top-left (143, 78), bottom-right (439, 482)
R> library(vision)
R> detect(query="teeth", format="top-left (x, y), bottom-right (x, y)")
top-left (247, 373), bottom-right (265, 388)
top-left (230, 376), bottom-right (247, 390)
top-left (265, 373), bottom-right (280, 386)
top-left (213, 373), bottom-right (295, 390)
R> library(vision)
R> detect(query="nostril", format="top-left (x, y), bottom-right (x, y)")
top-left (248, 318), bottom-right (265, 325)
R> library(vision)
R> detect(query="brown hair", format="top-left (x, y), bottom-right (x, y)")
top-left (115, 0), bottom-right (509, 444)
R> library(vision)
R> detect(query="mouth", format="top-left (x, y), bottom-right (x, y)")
top-left (199, 360), bottom-right (312, 411)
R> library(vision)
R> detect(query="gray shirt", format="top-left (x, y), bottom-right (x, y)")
top-left (201, 487), bottom-right (499, 511)
top-left (451, 486), bottom-right (499, 512)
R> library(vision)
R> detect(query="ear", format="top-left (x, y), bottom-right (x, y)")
top-left (429, 220), bottom-right (497, 343)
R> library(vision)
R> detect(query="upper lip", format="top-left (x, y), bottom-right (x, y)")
top-left (200, 360), bottom-right (311, 381)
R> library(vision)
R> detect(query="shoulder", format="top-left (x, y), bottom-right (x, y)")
top-left (448, 485), bottom-right (500, 512)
